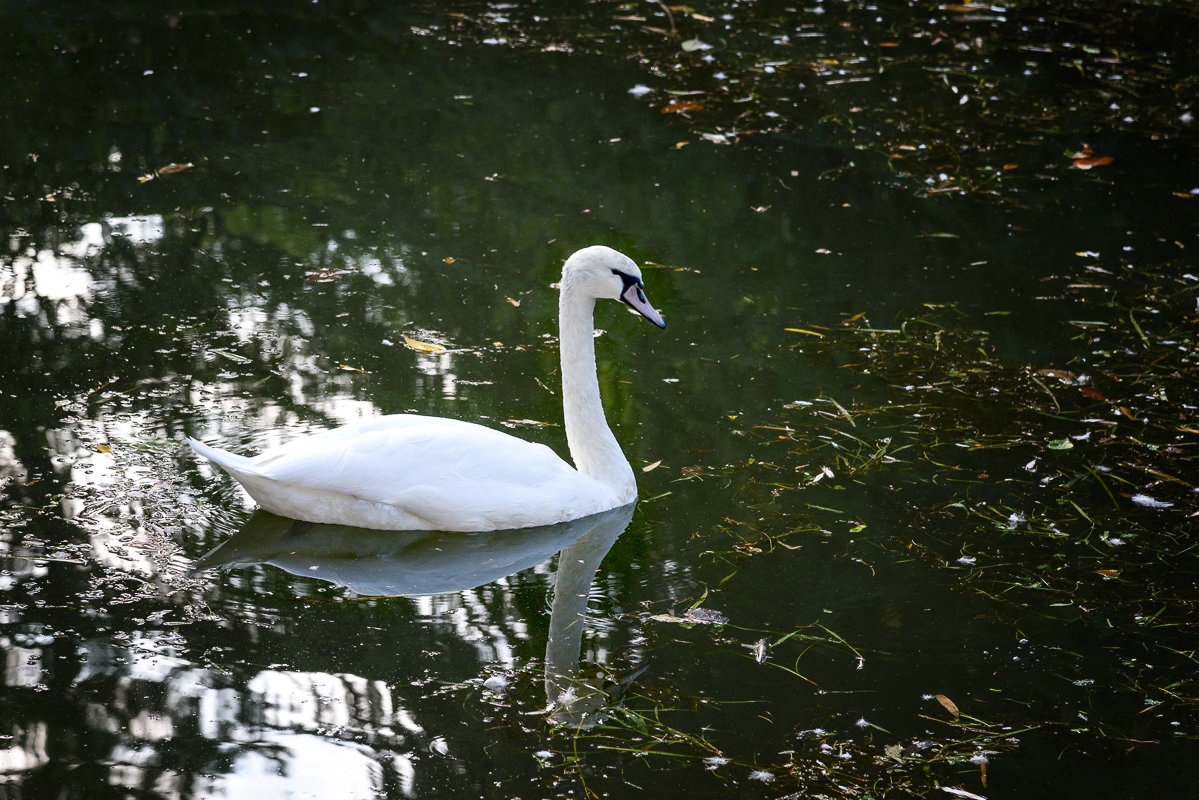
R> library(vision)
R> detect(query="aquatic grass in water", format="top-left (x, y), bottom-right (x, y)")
top-left (435, 0), bottom-right (1198, 204)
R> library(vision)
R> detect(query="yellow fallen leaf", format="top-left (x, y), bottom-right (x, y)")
top-left (642, 460), bottom-right (663, 473)
top-left (505, 297), bottom-right (521, 307)
top-left (338, 363), bottom-right (367, 373)
top-left (403, 335), bottom-right (447, 354)
top-left (785, 327), bottom-right (825, 337)
top-left (95, 444), bottom-right (113, 454)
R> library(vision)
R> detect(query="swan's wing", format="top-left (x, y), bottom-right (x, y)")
top-left (242, 417), bottom-right (589, 503)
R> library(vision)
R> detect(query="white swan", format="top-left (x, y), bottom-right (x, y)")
top-left (188, 245), bottom-right (665, 531)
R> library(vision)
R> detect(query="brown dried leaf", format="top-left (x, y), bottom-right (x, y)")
top-left (935, 694), bottom-right (960, 717)
top-left (1072, 155), bottom-right (1114, 169)
top-left (1036, 368), bottom-right (1077, 382)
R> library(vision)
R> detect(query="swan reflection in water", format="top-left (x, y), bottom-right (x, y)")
top-left (192, 502), bottom-right (636, 726)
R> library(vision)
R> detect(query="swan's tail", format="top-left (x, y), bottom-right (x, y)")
top-left (187, 437), bottom-right (262, 477)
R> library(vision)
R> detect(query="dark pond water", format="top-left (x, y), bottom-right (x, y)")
top-left (2, 3), bottom-right (1197, 799)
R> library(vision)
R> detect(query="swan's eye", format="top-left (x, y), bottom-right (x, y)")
top-left (611, 269), bottom-right (642, 293)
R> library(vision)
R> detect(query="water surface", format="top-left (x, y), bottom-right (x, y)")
top-left (2, 4), bottom-right (1196, 798)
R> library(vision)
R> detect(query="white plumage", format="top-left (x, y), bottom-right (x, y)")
top-left (188, 245), bottom-right (665, 531)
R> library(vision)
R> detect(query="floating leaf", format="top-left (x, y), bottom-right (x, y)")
top-left (1047, 439), bottom-right (1074, 450)
top-left (505, 296), bottom-right (521, 307)
top-left (680, 39), bottom-right (712, 52)
top-left (935, 694), bottom-right (960, 717)
top-left (785, 327), bottom-right (825, 337)
top-left (1036, 368), bottom-right (1077, 382)
top-left (443, 257), bottom-right (456, 264)
top-left (750, 637), bottom-right (770, 663)
top-left (138, 162), bottom-right (195, 183)
top-left (402, 335), bottom-right (447, 354)
top-left (661, 100), bottom-right (705, 114)
top-left (1072, 156), bottom-right (1114, 169)
top-left (642, 460), bottom-right (663, 473)
top-left (94, 444), bottom-right (113, 454)
top-left (1094, 569), bottom-right (1120, 579)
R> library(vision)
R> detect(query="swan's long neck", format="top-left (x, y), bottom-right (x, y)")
top-left (558, 282), bottom-right (635, 494)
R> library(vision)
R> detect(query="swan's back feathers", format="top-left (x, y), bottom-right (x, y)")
top-left (190, 415), bottom-right (630, 531)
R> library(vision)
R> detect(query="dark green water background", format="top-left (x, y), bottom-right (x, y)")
top-left (2, 3), bottom-right (1196, 798)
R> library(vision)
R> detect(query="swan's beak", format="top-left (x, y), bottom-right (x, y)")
top-left (621, 282), bottom-right (666, 329)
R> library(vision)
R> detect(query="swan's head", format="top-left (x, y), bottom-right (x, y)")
top-left (562, 246), bottom-right (666, 329)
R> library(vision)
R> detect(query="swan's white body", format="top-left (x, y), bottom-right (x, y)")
top-left (188, 246), bottom-right (665, 531)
